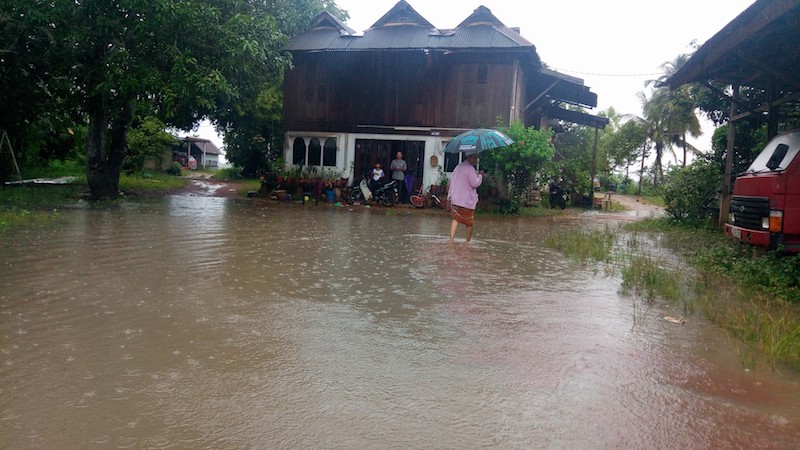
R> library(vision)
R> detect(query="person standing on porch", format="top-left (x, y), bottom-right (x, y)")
top-left (370, 162), bottom-right (385, 193)
top-left (390, 151), bottom-right (407, 203)
top-left (448, 151), bottom-right (483, 243)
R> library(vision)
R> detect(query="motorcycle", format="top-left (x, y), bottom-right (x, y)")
top-left (348, 178), bottom-right (399, 207)
top-left (549, 181), bottom-right (567, 209)
top-left (409, 188), bottom-right (444, 209)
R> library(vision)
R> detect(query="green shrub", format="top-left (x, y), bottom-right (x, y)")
top-left (662, 158), bottom-right (720, 225)
top-left (213, 167), bottom-right (244, 180)
top-left (166, 162), bottom-right (182, 176)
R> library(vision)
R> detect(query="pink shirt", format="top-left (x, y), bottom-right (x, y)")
top-left (448, 160), bottom-right (482, 209)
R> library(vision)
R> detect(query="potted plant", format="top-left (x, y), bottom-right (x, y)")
top-left (431, 167), bottom-right (450, 194)
top-left (439, 172), bottom-right (449, 194)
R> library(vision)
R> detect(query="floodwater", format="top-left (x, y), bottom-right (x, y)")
top-left (1, 193), bottom-right (799, 449)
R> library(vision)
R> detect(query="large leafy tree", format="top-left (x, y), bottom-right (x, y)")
top-left (219, 1), bottom-right (349, 177)
top-left (480, 120), bottom-right (554, 211)
top-left (2, 0), bottom-right (336, 199)
top-left (548, 118), bottom-right (595, 196)
top-left (1, 0), bottom-right (85, 167)
top-left (600, 115), bottom-right (647, 179)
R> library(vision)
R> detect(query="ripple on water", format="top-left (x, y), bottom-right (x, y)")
top-left (1, 202), bottom-right (799, 448)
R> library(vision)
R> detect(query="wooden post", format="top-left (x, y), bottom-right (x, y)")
top-left (0, 131), bottom-right (23, 184)
top-left (719, 85), bottom-right (738, 229)
top-left (590, 126), bottom-right (599, 200)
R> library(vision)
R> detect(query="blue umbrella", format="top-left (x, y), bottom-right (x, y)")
top-left (443, 128), bottom-right (515, 154)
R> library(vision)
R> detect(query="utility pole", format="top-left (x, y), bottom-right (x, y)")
top-left (719, 85), bottom-right (738, 229)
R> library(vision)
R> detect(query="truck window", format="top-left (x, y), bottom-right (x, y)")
top-left (747, 131), bottom-right (800, 173)
top-left (766, 143), bottom-right (789, 171)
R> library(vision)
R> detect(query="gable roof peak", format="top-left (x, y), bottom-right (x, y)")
top-left (457, 5), bottom-right (505, 28)
top-left (368, 0), bottom-right (436, 31)
top-left (308, 10), bottom-right (356, 35)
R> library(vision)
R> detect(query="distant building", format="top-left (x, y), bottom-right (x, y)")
top-left (172, 137), bottom-right (222, 169)
top-left (282, 0), bottom-right (604, 190)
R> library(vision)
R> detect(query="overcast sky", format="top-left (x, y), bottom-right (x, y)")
top-left (191, 0), bottom-right (756, 158)
top-left (335, 0), bottom-right (756, 153)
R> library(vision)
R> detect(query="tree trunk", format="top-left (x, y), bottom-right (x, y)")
top-left (637, 143), bottom-right (646, 196)
top-left (85, 96), bottom-right (133, 200)
top-left (682, 133), bottom-right (687, 167)
top-left (653, 142), bottom-right (663, 187)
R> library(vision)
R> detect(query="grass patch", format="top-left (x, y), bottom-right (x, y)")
top-left (211, 167), bottom-right (244, 180)
top-left (0, 206), bottom-right (64, 232)
top-left (544, 227), bottom-right (616, 263)
top-left (238, 179), bottom-right (261, 195)
top-left (119, 172), bottom-right (188, 193)
top-left (546, 217), bottom-right (800, 369)
top-left (641, 195), bottom-right (665, 207)
top-left (620, 254), bottom-right (684, 303)
top-left (17, 159), bottom-right (85, 179)
top-left (517, 205), bottom-right (578, 218)
top-left (0, 185), bottom-right (85, 233)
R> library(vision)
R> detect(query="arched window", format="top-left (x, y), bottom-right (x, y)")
top-left (308, 138), bottom-right (322, 166)
top-left (292, 137), bottom-right (306, 165)
top-left (323, 138), bottom-right (336, 167)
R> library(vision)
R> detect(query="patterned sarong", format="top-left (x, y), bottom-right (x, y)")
top-left (450, 205), bottom-right (475, 227)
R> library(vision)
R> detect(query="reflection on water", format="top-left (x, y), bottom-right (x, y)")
top-left (1, 197), bottom-right (799, 448)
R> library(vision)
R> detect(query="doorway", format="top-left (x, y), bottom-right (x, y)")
top-left (353, 139), bottom-right (424, 190)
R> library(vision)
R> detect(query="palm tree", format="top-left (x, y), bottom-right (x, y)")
top-left (665, 85), bottom-right (702, 167)
top-left (647, 54), bottom-right (703, 167)
top-left (633, 54), bottom-right (703, 185)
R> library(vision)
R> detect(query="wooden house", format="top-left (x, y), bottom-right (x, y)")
top-left (283, 0), bottom-right (603, 190)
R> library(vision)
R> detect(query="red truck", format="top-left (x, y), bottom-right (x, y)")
top-left (725, 129), bottom-right (800, 253)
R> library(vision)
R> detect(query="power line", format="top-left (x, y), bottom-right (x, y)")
top-left (552, 68), bottom-right (662, 78)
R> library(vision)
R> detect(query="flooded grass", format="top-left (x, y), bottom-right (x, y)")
top-left (546, 217), bottom-right (800, 370)
top-left (0, 185), bottom-right (82, 233)
top-left (620, 254), bottom-right (684, 303)
top-left (544, 226), bottom-right (617, 262)
top-left (0, 206), bottom-right (63, 233)
top-left (119, 172), bottom-right (188, 192)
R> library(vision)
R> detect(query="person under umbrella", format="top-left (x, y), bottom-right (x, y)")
top-left (448, 150), bottom-right (484, 243)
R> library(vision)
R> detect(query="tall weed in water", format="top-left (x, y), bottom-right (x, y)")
top-left (544, 227), bottom-right (616, 263)
top-left (620, 254), bottom-right (684, 304)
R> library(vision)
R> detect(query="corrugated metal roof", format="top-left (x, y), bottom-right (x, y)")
top-left (286, 4), bottom-right (536, 53)
top-left (181, 137), bottom-right (222, 155)
top-left (665, 0), bottom-right (800, 91)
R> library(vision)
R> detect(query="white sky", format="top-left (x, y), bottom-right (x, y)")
top-left (336, 0), bottom-right (755, 155)
top-left (188, 0), bottom-right (756, 162)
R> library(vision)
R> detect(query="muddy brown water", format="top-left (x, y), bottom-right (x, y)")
top-left (1, 193), bottom-right (799, 449)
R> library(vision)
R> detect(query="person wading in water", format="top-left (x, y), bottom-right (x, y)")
top-left (448, 151), bottom-right (483, 243)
